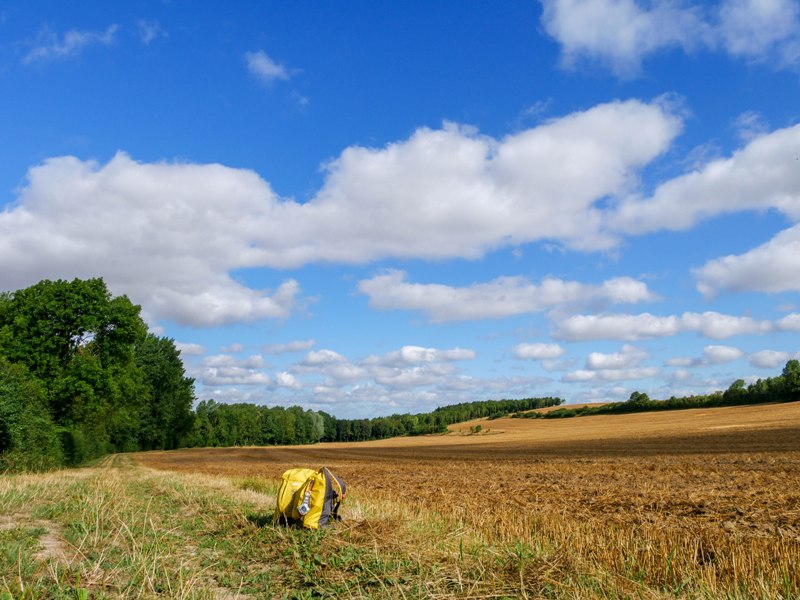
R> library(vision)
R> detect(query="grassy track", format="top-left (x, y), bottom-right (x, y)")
top-left (2, 402), bottom-right (799, 598)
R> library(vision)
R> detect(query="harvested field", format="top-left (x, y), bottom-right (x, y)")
top-left (135, 402), bottom-right (800, 598)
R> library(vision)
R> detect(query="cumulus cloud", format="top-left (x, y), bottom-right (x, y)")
top-left (554, 311), bottom-right (773, 341)
top-left (294, 345), bottom-right (475, 391)
top-left (24, 24), bottom-right (118, 63)
top-left (777, 313), bottom-right (800, 331)
top-left (540, 0), bottom-right (800, 75)
top-left (748, 349), bottom-right (791, 368)
top-left (199, 354), bottom-right (271, 386)
top-left (611, 124), bottom-right (800, 236)
top-left (0, 101), bottom-right (679, 327)
top-left (540, 0), bottom-right (708, 76)
top-left (703, 344), bottom-right (745, 363)
top-left (585, 344), bottom-right (648, 369)
top-left (276, 371), bottom-right (302, 389)
top-left (175, 342), bottom-right (206, 356)
top-left (245, 50), bottom-right (291, 83)
top-left (514, 343), bottom-right (566, 360)
top-left (358, 270), bottom-right (656, 322)
top-left (370, 345), bottom-right (477, 366)
top-left (0, 153), bottom-right (301, 327)
top-left (694, 223), bottom-right (800, 296)
top-left (718, 0), bottom-right (800, 66)
top-left (563, 366), bottom-right (660, 382)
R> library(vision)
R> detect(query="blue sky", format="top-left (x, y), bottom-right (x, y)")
top-left (1, 1), bottom-right (799, 418)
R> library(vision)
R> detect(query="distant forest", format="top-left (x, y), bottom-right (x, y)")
top-left (1, 277), bottom-right (797, 472)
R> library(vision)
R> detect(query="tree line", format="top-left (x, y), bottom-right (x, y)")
top-left (185, 396), bottom-right (563, 448)
top-left (513, 363), bottom-right (800, 420)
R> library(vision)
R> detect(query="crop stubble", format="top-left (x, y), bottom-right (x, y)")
top-left (136, 402), bottom-right (800, 594)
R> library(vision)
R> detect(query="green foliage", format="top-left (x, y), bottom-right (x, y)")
top-left (136, 334), bottom-right (195, 450)
top-left (0, 278), bottom-right (196, 470)
top-left (0, 357), bottom-right (62, 471)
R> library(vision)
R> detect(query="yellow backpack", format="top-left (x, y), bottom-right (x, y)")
top-left (274, 467), bottom-right (346, 530)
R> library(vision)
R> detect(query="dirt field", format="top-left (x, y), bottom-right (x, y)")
top-left (135, 401), bottom-right (800, 596)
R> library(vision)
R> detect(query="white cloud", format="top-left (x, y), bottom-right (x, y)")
top-left (203, 354), bottom-right (264, 369)
top-left (0, 100), bottom-right (678, 327)
top-left (718, 0), bottom-right (800, 66)
top-left (293, 345), bottom-right (476, 392)
top-left (540, 0), bottom-right (708, 76)
top-left (702, 344), bottom-right (745, 364)
top-left (245, 50), bottom-right (291, 83)
top-left (175, 342), bottom-right (206, 356)
top-left (358, 270), bottom-right (656, 322)
top-left (24, 24), bottom-right (118, 64)
top-left (264, 340), bottom-right (316, 354)
top-left (540, 0), bottom-right (800, 75)
top-left (563, 366), bottom-right (660, 382)
top-left (199, 354), bottom-right (270, 386)
top-left (667, 344), bottom-right (744, 367)
top-left (612, 124), bottom-right (800, 236)
top-left (373, 346), bottom-right (476, 366)
top-left (555, 311), bottom-right (772, 341)
top-left (586, 344), bottom-right (647, 369)
top-left (277, 372), bottom-right (302, 389)
top-left (302, 349), bottom-right (348, 366)
top-left (748, 349), bottom-right (790, 368)
top-left (514, 342), bottom-right (566, 360)
top-left (0, 153), bottom-right (301, 327)
top-left (694, 223), bottom-right (800, 296)
top-left (777, 313), bottom-right (800, 331)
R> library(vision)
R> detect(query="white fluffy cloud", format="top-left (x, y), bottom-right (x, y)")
top-left (585, 344), bottom-right (648, 369)
top-left (695, 223), bottom-right (800, 296)
top-left (541, 0), bottom-right (800, 75)
top-left (540, 0), bottom-right (708, 75)
top-left (612, 124), bottom-right (800, 236)
top-left (24, 24), bottom-right (119, 63)
top-left (358, 270), bottom-right (656, 322)
top-left (276, 372), bottom-right (302, 389)
top-left (514, 343), bottom-right (566, 360)
top-left (0, 153), bottom-right (300, 327)
top-left (564, 366), bottom-right (660, 382)
top-left (718, 0), bottom-right (800, 66)
top-left (555, 311), bottom-right (773, 341)
top-left (0, 99), bottom-right (678, 327)
top-left (703, 344), bottom-right (745, 364)
top-left (197, 354), bottom-right (271, 386)
top-left (295, 345), bottom-right (475, 391)
top-left (371, 346), bottom-right (477, 366)
top-left (175, 342), bottom-right (206, 356)
top-left (748, 349), bottom-right (791, 368)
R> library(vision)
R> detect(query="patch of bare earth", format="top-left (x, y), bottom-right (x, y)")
top-left (1, 511), bottom-right (71, 563)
